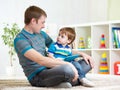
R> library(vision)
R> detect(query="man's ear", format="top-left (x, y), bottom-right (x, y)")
top-left (31, 18), bottom-right (37, 25)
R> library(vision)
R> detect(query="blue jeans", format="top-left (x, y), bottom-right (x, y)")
top-left (71, 60), bottom-right (90, 80)
top-left (29, 59), bottom-right (92, 87)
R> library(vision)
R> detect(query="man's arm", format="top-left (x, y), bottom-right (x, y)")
top-left (24, 49), bottom-right (79, 82)
top-left (24, 49), bottom-right (67, 67)
top-left (47, 53), bottom-right (56, 59)
top-left (72, 50), bottom-right (94, 68)
top-left (47, 53), bottom-right (62, 60)
top-left (14, 36), bottom-right (78, 82)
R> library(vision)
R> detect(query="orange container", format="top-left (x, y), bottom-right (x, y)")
top-left (114, 61), bottom-right (120, 75)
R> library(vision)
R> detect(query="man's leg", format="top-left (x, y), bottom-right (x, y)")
top-left (29, 64), bottom-right (75, 87)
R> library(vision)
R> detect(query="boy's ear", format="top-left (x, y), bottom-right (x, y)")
top-left (67, 39), bottom-right (71, 44)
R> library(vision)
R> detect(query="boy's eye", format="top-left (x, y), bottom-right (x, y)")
top-left (61, 35), bottom-right (64, 38)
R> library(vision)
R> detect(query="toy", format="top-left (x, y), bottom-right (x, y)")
top-left (78, 37), bottom-right (85, 49)
top-left (100, 34), bottom-right (106, 48)
top-left (114, 61), bottom-right (120, 75)
top-left (87, 36), bottom-right (91, 49)
top-left (99, 52), bottom-right (109, 74)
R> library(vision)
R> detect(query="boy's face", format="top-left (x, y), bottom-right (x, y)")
top-left (31, 15), bottom-right (46, 33)
top-left (57, 32), bottom-right (71, 46)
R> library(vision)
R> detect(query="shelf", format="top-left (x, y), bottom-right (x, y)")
top-left (73, 49), bottom-right (91, 51)
top-left (110, 51), bottom-right (120, 75)
top-left (75, 26), bottom-right (91, 49)
top-left (73, 49), bottom-right (110, 51)
top-left (92, 49), bottom-right (110, 51)
top-left (111, 49), bottom-right (120, 51)
top-left (62, 21), bottom-right (120, 75)
top-left (91, 24), bottom-right (109, 49)
top-left (92, 50), bottom-right (110, 74)
top-left (110, 23), bottom-right (120, 49)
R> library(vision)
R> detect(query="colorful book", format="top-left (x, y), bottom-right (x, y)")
top-left (112, 27), bottom-right (120, 48)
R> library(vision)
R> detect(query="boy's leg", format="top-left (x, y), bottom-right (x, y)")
top-left (78, 59), bottom-right (92, 74)
top-left (29, 64), bottom-right (75, 87)
top-left (71, 59), bottom-right (93, 87)
top-left (77, 59), bottom-right (94, 87)
top-left (71, 61), bottom-right (85, 79)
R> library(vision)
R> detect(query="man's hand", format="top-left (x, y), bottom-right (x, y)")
top-left (68, 63), bottom-right (79, 82)
top-left (72, 50), bottom-right (94, 68)
top-left (56, 58), bottom-right (63, 61)
top-left (81, 53), bottom-right (94, 68)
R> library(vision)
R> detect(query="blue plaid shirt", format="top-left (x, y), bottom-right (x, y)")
top-left (14, 29), bottom-right (53, 81)
top-left (48, 42), bottom-right (72, 59)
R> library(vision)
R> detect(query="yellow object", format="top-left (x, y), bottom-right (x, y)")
top-left (101, 41), bottom-right (105, 44)
top-left (78, 37), bottom-right (85, 49)
top-left (102, 52), bottom-right (107, 58)
top-left (99, 52), bottom-right (109, 74)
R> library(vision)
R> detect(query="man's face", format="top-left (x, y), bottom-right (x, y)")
top-left (32, 15), bottom-right (46, 33)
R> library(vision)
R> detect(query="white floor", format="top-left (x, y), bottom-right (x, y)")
top-left (0, 74), bottom-right (120, 90)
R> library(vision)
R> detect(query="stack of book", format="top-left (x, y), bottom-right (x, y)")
top-left (112, 27), bottom-right (120, 48)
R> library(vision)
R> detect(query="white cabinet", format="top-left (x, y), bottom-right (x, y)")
top-left (62, 21), bottom-right (120, 75)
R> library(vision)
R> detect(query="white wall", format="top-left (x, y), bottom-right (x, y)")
top-left (0, 0), bottom-right (107, 76)
top-left (88, 0), bottom-right (108, 22)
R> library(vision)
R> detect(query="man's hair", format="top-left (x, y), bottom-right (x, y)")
top-left (24, 6), bottom-right (47, 25)
top-left (59, 27), bottom-right (76, 44)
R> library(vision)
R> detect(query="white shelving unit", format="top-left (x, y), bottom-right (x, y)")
top-left (62, 21), bottom-right (120, 75)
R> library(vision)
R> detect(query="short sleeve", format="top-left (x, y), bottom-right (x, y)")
top-left (14, 37), bottom-right (32, 55)
top-left (48, 44), bottom-right (56, 54)
top-left (40, 31), bottom-right (53, 48)
top-left (69, 52), bottom-right (72, 56)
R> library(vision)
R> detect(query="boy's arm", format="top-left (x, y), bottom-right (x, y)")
top-left (47, 53), bottom-right (56, 59)
top-left (47, 43), bottom-right (58, 59)
top-left (47, 53), bottom-right (63, 61)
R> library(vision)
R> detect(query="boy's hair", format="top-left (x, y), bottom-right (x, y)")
top-left (24, 6), bottom-right (47, 25)
top-left (59, 27), bottom-right (76, 44)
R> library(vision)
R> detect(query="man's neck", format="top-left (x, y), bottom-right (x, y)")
top-left (24, 25), bottom-right (33, 34)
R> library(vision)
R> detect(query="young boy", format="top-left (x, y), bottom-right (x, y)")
top-left (48, 27), bottom-right (94, 87)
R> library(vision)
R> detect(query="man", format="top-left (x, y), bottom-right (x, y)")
top-left (14, 6), bottom-right (94, 88)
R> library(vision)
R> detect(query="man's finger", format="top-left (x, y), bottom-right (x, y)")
top-left (84, 57), bottom-right (89, 65)
top-left (72, 75), bottom-right (78, 82)
top-left (89, 59), bottom-right (94, 68)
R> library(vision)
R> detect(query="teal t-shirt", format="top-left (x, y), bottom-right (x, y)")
top-left (14, 29), bottom-right (53, 81)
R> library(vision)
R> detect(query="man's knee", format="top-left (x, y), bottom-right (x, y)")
top-left (61, 65), bottom-right (75, 79)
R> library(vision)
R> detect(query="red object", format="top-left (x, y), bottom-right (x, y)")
top-left (114, 61), bottom-right (120, 75)
top-left (101, 34), bottom-right (104, 38)
top-left (100, 44), bottom-right (106, 48)
top-left (100, 34), bottom-right (106, 48)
